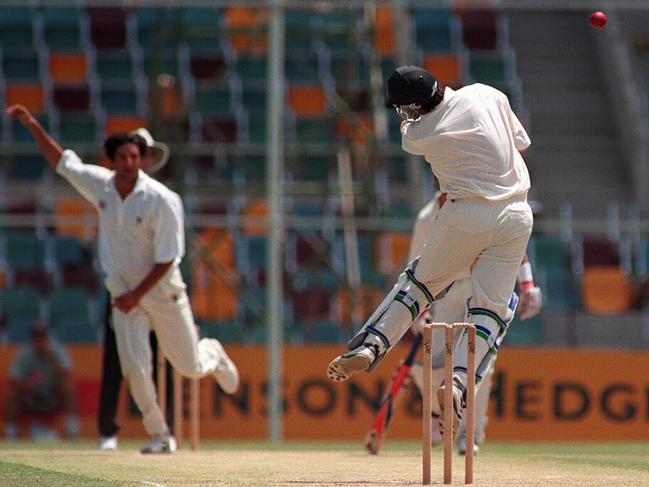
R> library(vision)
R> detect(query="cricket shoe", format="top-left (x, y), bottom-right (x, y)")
top-left (140, 434), bottom-right (177, 454)
top-left (98, 435), bottom-right (118, 451)
top-left (456, 433), bottom-right (480, 456)
top-left (436, 376), bottom-right (466, 440)
top-left (327, 343), bottom-right (378, 382)
top-left (208, 339), bottom-right (240, 394)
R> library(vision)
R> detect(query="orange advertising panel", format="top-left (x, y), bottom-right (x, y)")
top-left (1, 345), bottom-right (647, 440)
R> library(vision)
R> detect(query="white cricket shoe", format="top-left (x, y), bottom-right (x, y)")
top-left (327, 344), bottom-right (377, 382)
top-left (456, 433), bottom-right (480, 456)
top-left (210, 339), bottom-right (240, 394)
top-left (140, 434), bottom-right (177, 454)
top-left (436, 377), bottom-right (465, 440)
top-left (98, 436), bottom-right (118, 451)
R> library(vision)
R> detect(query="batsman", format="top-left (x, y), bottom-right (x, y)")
top-left (327, 65), bottom-right (535, 440)
top-left (405, 193), bottom-right (541, 455)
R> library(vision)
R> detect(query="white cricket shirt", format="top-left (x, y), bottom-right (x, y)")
top-left (56, 150), bottom-right (185, 284)
top-left (401, 84), bottom-right (531, 201)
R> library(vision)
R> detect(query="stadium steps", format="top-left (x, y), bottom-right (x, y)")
top-left (507, 10), bottom-right (628, 218)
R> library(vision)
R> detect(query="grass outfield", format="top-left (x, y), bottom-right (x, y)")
top-left (0, 440), bottom-right (647, 486)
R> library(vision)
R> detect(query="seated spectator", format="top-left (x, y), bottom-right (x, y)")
top-left (4, 322), bottom-right (79, 440)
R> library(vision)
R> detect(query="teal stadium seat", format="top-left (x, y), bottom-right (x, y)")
top-left (54, 236), bottom-right (87, 266)
top-left (231, 154), bottom-right (265, 183)
top-left (469, 52), bottom-right (508, 84)
top-left (134, 6), bottom-right (177, 50)
top-left (101, 83), bottom-right (139, 114)
top-left (285, 51), bottom-right (321, 83)
top-left (504, 314), bottom-right (542, 345)
top-left (286, 153), bottom-right (331, 183)
top-left (293, 118), bottom-right (334, 146)
top-left (178, 6), bottom-right (223, 51)
top-left (143, 48), bottom-right (179, 78)
top-left (411, 8), bottom-right (455, 51)
top-left (48, 287), bottom-right (95, 344)
top-left (1, 287), bottom-right (41, 343)
top-left (235, 54), bottom-right (266, 82)
top-left (200, 320), bottom-right (245, 344)
top-left (315, 9), bottom-right (362, 52)
top-left (2, 49), bottom-right (40, 80)
top-left (41, 6), bottom-right (82, 50)
top-left (95, 50), bottom-right (135, 82)
top-left (5, 233), bottom-right (46, 269)
top-left (285, 9), bottom-right (316, 51)
top-left (59, 113), bottom-right (98, 144)
top-left (12, 116), bottom-right (49, 143)
top-left (311, 321), bottom-right (342, 344)
top-left (0, 6), bottom-right (35, 48)
top-left (195, 85), bottom-right (232, 116)
top-left (6, 154), bottom-right (47, 181)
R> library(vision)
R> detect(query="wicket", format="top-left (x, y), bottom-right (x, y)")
top-left (157, 344), bottom-right (200, 450)
top-left (422, 323), bottom-right (476, 485)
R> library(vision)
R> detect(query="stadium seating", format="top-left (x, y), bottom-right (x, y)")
top-left (41, 6), bottom-right (84, 51)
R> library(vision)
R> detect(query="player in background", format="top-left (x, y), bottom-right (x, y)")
top-left (7, 104), bottom-right (239, 454)
top-left (407, 193), bottom-right (542, 455)
top-left (328, 65), bottom-right (534, 440)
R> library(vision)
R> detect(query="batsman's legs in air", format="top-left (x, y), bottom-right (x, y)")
top-left (328, 259), bottom-right (449, 382)
top-left (456, 365), bottom-right (493, 455)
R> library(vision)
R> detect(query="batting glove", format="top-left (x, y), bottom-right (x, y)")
top-left (518, 285), bottom-right (542, 320)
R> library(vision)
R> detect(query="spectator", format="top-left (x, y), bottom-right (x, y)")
top-left (4, 323), bottom-right (80, 440)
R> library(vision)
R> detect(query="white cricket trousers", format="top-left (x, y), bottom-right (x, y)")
top-left (416, 194), bottom-right (533, 319)
top-left (107, 266), bottom-right (223, 436)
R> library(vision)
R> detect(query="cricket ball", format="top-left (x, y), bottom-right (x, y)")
top-left (590, 11), bottom-right (607, 29)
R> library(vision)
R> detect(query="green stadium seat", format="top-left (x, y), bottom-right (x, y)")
top-left (59, 113), bottom-right (99, 144)
top-left (178, 6), bottom-right (223, 50)
top-left (51, 317), bottom-right (98, 344)
top-left (316, 11), bottom-right (362, 52)
top-left (234, 54), bottom-right (266, 82)
top-left (0, 6), bottom-right (35, 48)
top-left (529, 234), bottom-right (571, 270)
top-left (195, 85), bottom-right (232, 116)
top-left (49, 286), bottom-right (90, 322)
top-left (134, 6), bottom-right (177, 50)
top-left (241, 86), bottom-right (267, 117)
top-left (293, 118), bottom-right (334, 145)
top-left (310, 321), bottom-right (342, 344)
top-left (12, 116), bottom-right (49, 143)
top-left (5, 232), bottom-right (46, 269)
top-left (1, 287), bottom-right (41, 343)
top-left (54, 236), bottom-right (88, 266)
top-left (504, 314), bottom-right (542, 345)
top-left (330, 53), bottom-right (370, 85)
top-left (2, 49), bottom-right (40, 80)
top-left (230, 154), bottom-right (265, 182)
top-left (41, 6), bottom-right (82, 50)
top-left (411, 8), bottom-right (454, 51)
top-left (246, 115), bottom-right (267, 144)
top-left (285, 9), bottom-right (316, 50)
top-left (469, 52), bottom-right (508, 84)
top-left (95, 50), bottom-right (135, 82)
top-left (200, 320), bottom-right (245, 344)
top-left (285, 51), bottom-right (321, 83)
top-left (142, 49), bottom-right (179, 78)
top-left (101, 83), bottom-right (139, 114)
top-left (286, 153), bottom-right (331, 183)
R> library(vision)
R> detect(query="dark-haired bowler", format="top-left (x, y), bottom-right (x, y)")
top-left (7, 104), bottom-right (240, 454)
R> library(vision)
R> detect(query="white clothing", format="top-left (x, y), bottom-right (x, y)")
top-left (56, 150), bottom-right (233, 437)
top-left (57, 150), bottom-right (184, 282)
top-left (401, 84), bottom-right (531, 202)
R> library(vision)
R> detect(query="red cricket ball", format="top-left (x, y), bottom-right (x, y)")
top-left (590, 11), bottom-right (607, 29)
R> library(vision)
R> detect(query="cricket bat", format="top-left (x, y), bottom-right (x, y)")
top-left (364, 333), bottom-right (423, 454)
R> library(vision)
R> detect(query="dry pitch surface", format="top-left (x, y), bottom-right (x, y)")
top-left (0, 440), bottom-right (647, 486)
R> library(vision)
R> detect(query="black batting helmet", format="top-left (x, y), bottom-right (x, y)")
top-left (386, 65), bottom-right (438, 107)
